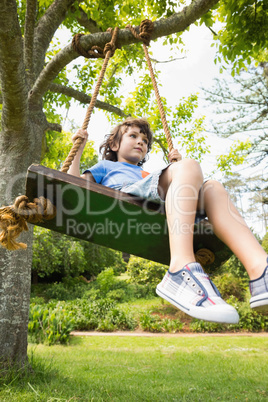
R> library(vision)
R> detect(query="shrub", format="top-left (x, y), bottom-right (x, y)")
top-left (96, 268), bottom-right (117, 294)
top-left (127, 256), bottom-right (168, 287)
top-left (42, 279), bottom-right (90, 301)
top-left (212, 272), bottom-right (247, 301)
top-left (65, 299), bottom-right (137, 332)
top-left (228, 295), bottom-right (268, 332)
top-left (28, 301), bottom-right (75, 345)
top-left (139, 312), bottom-right (184, 333)
top-left (221, 254), bottom-right (249, 281)
top-left (190, 320), bottom-right (226, 333)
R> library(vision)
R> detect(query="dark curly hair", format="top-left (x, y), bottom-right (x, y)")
top-left (99, 118), bottom-right (153, 166)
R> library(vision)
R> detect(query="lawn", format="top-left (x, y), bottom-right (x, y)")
top-left (1, 335), bottom-right (268, 401)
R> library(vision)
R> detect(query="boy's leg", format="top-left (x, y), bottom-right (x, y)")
top-left (158, 159), bottom-right (203, 272)
top-left (199, 180), bottom-right (268, 311)
top-left (199, 180), bottom-right (267, 280)
top-left (157, 160), bottom-right (239, 323)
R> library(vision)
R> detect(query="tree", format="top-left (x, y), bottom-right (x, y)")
top-left (0, 0), bottom-right (221, 369)
top-left (204, 63), bottom-right (268, 171)
top-left (213, 0), bottom-right (268, 73)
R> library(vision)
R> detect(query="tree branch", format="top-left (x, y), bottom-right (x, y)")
top-left (151, 56), bottom-right (186, 64)
top-left (72, 6), bottom-right (103, 33)
top-left (0, 0), bottom-right (28, 131)
top-left (24, 0), bottom-right (37, 85)
top-left (29, 0), bottom-right (220, 104)
top-left (33, 0), bottom-right (79, 77)
top-left (48, 82), bottom-right (128, 117)
top-left (46, 121), bottom-right (62, 132)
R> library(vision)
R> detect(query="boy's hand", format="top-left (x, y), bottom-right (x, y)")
top-left (71, 129), bottom-right (88, 145)
top-left (168, 149), bottom-right (182, 163)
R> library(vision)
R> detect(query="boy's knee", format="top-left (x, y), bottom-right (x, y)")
top-left (203, 180), bottom-right (226, 194)
top-left (170, 158), bottom-right (203, 179)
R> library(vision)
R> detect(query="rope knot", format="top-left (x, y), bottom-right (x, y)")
top-left (139, 19), bottom-right (154, 46)
top-left (0, 196), bottom-right (56, 250)
top-left (72, 27), bottom-right (119, 59)
top-left (126, 19), bottom-right (154, 46)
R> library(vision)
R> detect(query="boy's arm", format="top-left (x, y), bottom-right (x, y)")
top-left (67, 129), bottom-right (88, 178)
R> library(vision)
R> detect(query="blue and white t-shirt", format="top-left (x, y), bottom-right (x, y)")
top-left (83, 160), bottom-right (149, 189)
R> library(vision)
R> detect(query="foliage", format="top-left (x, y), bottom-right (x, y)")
top-left (262, 232), bottom-right (268, 253)
top-left (190, 319), bottom-right (226, 333)
top-left (139, 312), bottom-right (184, 333)
top-left (216, 140), bottom-right (251, 174)
top-left (212, 272), bottom-right (247, 301)
top-left (96, 267), bottom-right (117, 294)
top-left (32, 227), bottom-right (126, 281)
top-left (220, 254), bottom-right (249, 282)
top-left (32, 227), bottom-right (87, 279)
top-left (31, 269), bottom-right (153, 303)
top-left (214, 0), bottom-right (268, 72)
top-left (29, 298), bottom-right (137, 342)
top-left (28, 301), bottom-right (75, 345)
top-left (127, 256), bottom-right (168, 287)
top-left (228, 295), bottom-right (268, 332)
top-left (203, 63), bottom-right (268, 173)
top-left (41, 129), bottom-right (98, 172)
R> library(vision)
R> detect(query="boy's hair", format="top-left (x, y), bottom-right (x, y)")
top-left (99, 117), bottom-right (153, 166)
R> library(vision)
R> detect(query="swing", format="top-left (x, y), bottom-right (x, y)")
top-left (0, 21), bottom-right (232, 271)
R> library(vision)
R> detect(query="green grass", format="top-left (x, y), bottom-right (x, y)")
top-left (1, 335), bottom-right (268, 401)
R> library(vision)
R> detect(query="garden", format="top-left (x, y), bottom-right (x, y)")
top-left (28, 228), bottom-right (268, 346)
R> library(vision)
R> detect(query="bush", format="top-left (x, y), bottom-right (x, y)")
top-left (212, 272), bottom-right (247, 301)
top-left (139, 312), bottom-right (184, 333)
top-left (228, 295), bottom-right (268, 332)
top-left (28, 298), bottom-right (138, 343)
top-left (127, 256), bottom-right (168, 287)
top-left (28, 301), bottom-right (75, 345)
top-left (221, 254), bottom-right (249, 281)
top-left (65, 299), bottom-right (137, 332)
top-left (32, 227), bottom-right (126, 282)
top-left (190, 320), bottom-right (226, 333)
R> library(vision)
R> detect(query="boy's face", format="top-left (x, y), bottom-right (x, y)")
top-left (111, 125), bottom-right (148, 165)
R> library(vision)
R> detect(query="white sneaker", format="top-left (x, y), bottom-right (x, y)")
top-left (156, 262), bottom-right (239, 324)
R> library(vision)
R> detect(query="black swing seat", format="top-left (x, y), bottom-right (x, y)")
top-left (26, 164), bottom-right (232, 271)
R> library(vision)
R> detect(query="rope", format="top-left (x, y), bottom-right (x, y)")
top-left (61, 27), bottom-right (119, 174)
top-left (0, 196), bottom-right (56, 250)
top-left (126, 20), bottom-right (175, 157)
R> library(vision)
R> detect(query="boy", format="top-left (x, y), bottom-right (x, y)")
top-left (68, 117), bottom-right (268, 323)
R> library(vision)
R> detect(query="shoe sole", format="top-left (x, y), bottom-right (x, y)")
top-left (156, 285), bottom-right (239, 324)
top-left (250, 292), bottom-right (268, 311)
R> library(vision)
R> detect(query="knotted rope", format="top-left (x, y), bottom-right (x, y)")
top-left (126, 20), bottom-right (174, 156)
top-left (0, 196), bottom-right (56, 250)
top-left (61, 27), bottom-right (119, 174)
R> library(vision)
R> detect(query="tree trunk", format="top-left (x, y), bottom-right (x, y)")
top-left (0, 118), bottom-right (44, 369)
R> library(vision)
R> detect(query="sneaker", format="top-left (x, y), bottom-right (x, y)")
top-left (249, 258), bottom-right (268, 311)
top-left (156, 262), bottom-right (239, 324)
